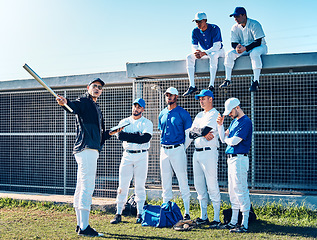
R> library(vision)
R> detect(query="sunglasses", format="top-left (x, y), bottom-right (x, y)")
top-left (91, 84), bottom-right (103, 90)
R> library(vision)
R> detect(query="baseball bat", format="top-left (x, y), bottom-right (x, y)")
top-left (23, 63), bottom-right (73, 113)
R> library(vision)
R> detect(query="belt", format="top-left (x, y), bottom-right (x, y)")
top-left (125, 149), bottom-right (148, 154)
top-left (195, 147), bottom-right (212, 152)
top-left (227, 153), bottom-right (248, 158)
top-left (162, 144), bottom-right (181, 149)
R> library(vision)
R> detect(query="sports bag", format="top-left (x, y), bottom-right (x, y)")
top-left (141, 201), bottom-right (183, 228)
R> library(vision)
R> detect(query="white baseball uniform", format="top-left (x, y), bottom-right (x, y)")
top-left (115, 116), bottom-right (153, 215)
top-left (191, 108), bottom-right (221, 221)
top-left (224, 18), bottom-right (268, 81)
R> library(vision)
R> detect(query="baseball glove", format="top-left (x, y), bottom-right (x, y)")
top-left (173, 220), bottom-right (197, 231)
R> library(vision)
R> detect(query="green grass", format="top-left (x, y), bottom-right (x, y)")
top-left (0, 197), bottom-right (316, 240)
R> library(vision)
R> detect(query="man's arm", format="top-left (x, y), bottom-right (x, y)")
top-left (245, 38), bottom-right (262, 52)
top-left (118, 132), bottom-right (152, 144)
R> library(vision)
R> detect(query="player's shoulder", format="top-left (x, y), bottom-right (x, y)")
top-left (247, 18), bottom-right (262, 27)
top-left (208, 23), bottom-right (220, 29)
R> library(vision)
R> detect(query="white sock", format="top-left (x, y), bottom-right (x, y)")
top-left (184, 200), bottom-right (190, 215)
top-left (242, 211), bottom-right (250, 229)
top-left (253, 68), bottom-right (261, 82)
top-left (187, 68), bottom-right (195, 87)
top-left (137, 201), bottom-right (145, 215)
top-left (116, 203), bottom-right (124, 215)
top-left (230, 209), bottom-right (239, 225)
top-left (209, 67), bottom-right (217, 87)
top-left (225, 66), bottom-right (232, 81)
top-left (199, 201), bottom-right (208, 220)
top-left (212, 202), bottom-right (221, 222)
top-left (79, 209), bottom-right (90, 231)
top-left (75, 207), bottom-right (80, 226)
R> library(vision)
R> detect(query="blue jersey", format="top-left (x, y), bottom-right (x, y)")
top-left (192, 23), bottom-right (223, 50)
top-left (225, 115), bottom-right (252, 154)
top-left (158, 106), bottom-right (192, 145)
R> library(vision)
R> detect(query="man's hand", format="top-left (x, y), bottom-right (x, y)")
top-left (56, 95), bottom-right (67, 106)
top-left (236, 44), bottom-right (246, 54)
top-left (194, 50), bottom-right (207, 59)
top-left (109, 127), bottom-right (124, 136)
top-left (204, 131), bottom-right (214, 141)
top-left (216, 113), bottom-right (225, 126)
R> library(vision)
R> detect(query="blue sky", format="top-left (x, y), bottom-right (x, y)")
top-left (0, 0), bottom-right (316, 81)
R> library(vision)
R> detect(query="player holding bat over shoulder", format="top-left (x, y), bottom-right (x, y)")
top-left (56, 78), bottom-right (123, 237)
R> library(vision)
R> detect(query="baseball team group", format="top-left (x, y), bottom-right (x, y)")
top-left (56, 6), bottom-right (263, 237)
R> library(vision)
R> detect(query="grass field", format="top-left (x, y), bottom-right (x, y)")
top-left (0, 197), bottom-right (316, 240)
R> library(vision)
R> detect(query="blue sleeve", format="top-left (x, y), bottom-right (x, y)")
top-left (182, 110), bottom-right (192, 130)
top-left (212, 25), bottom-right (222, 43)
top-left (158, 112), bottom-right (162, 130)
top-left (192, 29), bottom-right (199, 45)
top-left (234, 119), bottom-right (252, 140)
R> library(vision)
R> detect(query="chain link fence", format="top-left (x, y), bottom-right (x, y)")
top-left (0, 71), bottom-right (316, 197)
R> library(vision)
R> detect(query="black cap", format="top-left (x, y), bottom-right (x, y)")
top-left (89, 78), bottom-right (105, 86)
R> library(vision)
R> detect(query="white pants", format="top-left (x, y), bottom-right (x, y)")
top-left (186, 48), bottom-right (225, 87)
top-left (193, 148), bottom-right (221, 209)
top-left (73, 149), bottom-right (99, 211)
top-left (160, 145), bottom-right (191, 204)
top-left (224, 45), bottom-right (268, 70)
top-left (116, 151), bottom-right (148, 214)
top-left (227, 155), bottom-right (250, 212)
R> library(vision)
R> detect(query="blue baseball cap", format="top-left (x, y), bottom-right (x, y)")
top-left (133, 98), bottom-right (146, 108)
top-left (195, 89), bottom-right (214, 100)
top-left (88, 78), bottom-right (105, 86)
top-left (230, 7), bottom-right (246, 17)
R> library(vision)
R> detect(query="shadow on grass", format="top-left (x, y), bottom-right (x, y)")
top-left (250, 220), bottom-right (317, 238)
top-left (100, 232), bottom-right (187, 240)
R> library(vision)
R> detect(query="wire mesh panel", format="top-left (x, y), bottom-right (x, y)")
top-left (0, 85), bottom-right (133, 198)
top-left (134, 72), bottom-right (317, 194)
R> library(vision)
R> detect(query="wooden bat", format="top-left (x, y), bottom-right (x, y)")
top-left (23, 63), bottom-right (73, 112)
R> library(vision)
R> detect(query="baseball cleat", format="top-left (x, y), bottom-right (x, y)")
top-left (229, 225), bottom-right (248, 233)
top-left (183, 213), bottom-right (191, 220)
top-left (209, 220), bottom-right (222, 229)
top-left (249, 80), bottom-right (259, 92)
top-left (76, 225), bottom-right (80, 233)
top-left (219, 80), bottom-right (231, 89)
top-left (183, 86), bottom-right (198, 97)
top-left (78, 225), bottom-right (104, 237)
top-left (217, 222), bottom-right (239, 229)
top-left (195, 217), bottom-right (210, 225)
top-left (110, 214), bottom-right (122, 224)
top-left (135, 214), bottom-right (143, 224)
top-left (208, 85), bottom-right (215, 92)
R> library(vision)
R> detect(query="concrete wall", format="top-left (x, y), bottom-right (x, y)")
top-left (0, 71), bottom-right (132, 91)
top-left (126, 52), bottom-right (317, 79)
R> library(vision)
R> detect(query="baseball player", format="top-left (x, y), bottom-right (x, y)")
top-left (159, 87), bottom-right (193, 220)
top-left (56, 78), bottom-right (121, 237)
top-left (189, 89), bottom-right (222, 228)
top-left (216, 98), bottom-right (253, 233)
top-left (183, 12), bottom-right (225, 96)
top-left (110, 98), bottom-right (153, 225)
top-left (219, 7), bottom-right (267, 92)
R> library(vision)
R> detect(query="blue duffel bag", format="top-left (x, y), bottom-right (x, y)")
top-left (141, 201), bottom-right (183, 228)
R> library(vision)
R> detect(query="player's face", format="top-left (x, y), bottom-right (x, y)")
top-left (199, 96), bottom-right (212, 110)
top-left (132, 103), bottom-right (144, 117)
top-left (195, 19), bottom-right (208, 31)
top-left (234, 14), bottom-right (247, 25)
top-left (87, 82), bottom-right (103, 99)
top-left (229, 107), bottom-right (238, 119)
top-left (165, 93), bottom-right (178, 105)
